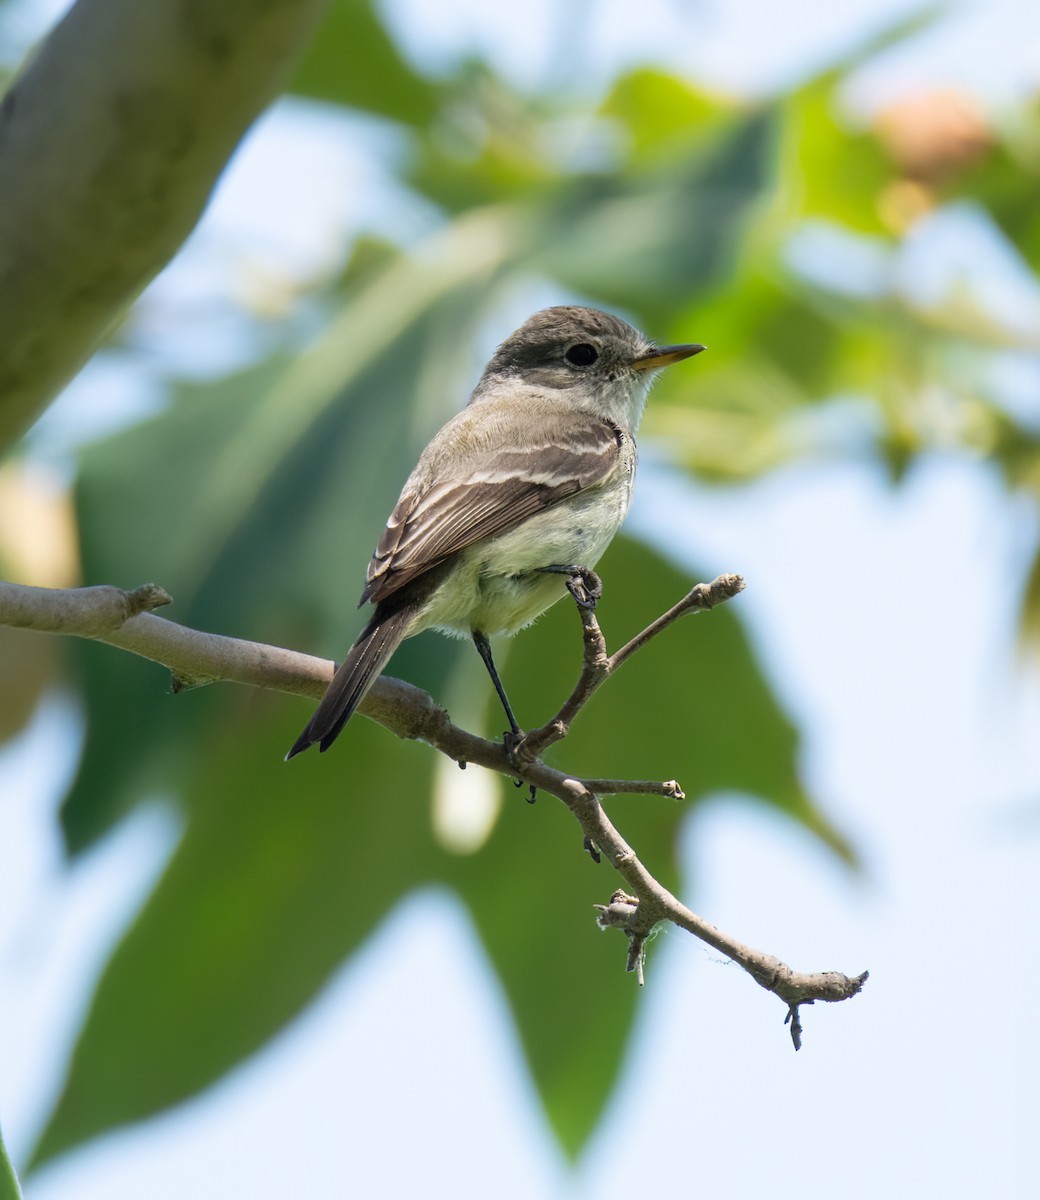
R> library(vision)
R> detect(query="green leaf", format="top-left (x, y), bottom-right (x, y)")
top-left (779, 76), bottom-right (895, 234)
top-left (640, 271), bottom-right (849, 480)
top-left (290, 0), bottom-right (440, 126)
top-left (443, 783), bottom-right (658, 1158)
top-left (644, 359), bottom-right (809, 481)
top-left (600, 68), bottom-right (731, 160)
top-left (0, 1120), bottom-right (22, 1200)
top-left (953, 121), bottom-right (1040, 266)
top-left (31, 697), bottom-right (441, 1169)
top-left (535, 111), bottom-right (778, 327)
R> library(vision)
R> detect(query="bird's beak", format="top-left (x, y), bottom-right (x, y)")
top-left (631, 343), bottom-right (706, 372)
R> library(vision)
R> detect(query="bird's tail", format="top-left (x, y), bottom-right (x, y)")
top-left (285, 604), bottom-right (414, 760)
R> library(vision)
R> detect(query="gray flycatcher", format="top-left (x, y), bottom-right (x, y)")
top-left (286, 305), bottom-right (704, 759)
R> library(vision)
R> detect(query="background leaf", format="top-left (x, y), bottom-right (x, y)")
top-left (290, 0), bottom-right (440, 125)
top-left (33, 700), bottom-right (439, 1166)
top-left (0, 1120), bottom-right (21, 1200)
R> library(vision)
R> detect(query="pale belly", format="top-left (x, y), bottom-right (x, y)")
top-left (414, 481), bottom-right (631, 637)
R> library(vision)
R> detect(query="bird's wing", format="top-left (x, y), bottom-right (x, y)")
top-left (360, 407), bottom-right (626, 606)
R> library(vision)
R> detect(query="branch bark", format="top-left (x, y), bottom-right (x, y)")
top-left (0, 576), bottom-right (868, 1046)
top-left (0, 0), bottom-right (330, 451)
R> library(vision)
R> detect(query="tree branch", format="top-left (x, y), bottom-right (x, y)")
top-left (0, 577), bottom-right (868, 1045)
top-left (0, 0), bottom-right (330, 451)
top-left (517, 573), bottom-right (746, 760)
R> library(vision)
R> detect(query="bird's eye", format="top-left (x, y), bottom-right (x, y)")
top-left (565, 343), bottom-right (598, 367)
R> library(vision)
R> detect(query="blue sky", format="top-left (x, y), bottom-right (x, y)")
top-left (2, 0), bottom-right (1039, 1196)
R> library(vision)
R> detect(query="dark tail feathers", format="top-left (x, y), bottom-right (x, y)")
top-left (285, 604), bottom-right (414, 760)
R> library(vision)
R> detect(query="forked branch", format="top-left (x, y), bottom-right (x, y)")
top-left (517, 572), bottom-right (746, 760)
top-left (0, 575), bottom-right (867, 1046)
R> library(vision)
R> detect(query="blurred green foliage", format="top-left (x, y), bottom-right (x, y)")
top-left (7, 0), bottom-right (1040, 1171)
top-left (0, 1121), bottom-right (21, 1200)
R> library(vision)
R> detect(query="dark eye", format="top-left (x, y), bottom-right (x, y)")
top-left (565, 343), bottom-right (598, 367)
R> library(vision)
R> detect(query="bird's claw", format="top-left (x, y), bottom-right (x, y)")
top-left (504, 728), bottom-right (526, 761)
top-left (540, 564), bottom-right (603, 610)
top-left (500, 731), bottom-right (537, 802)
top-left (566, 567), bottom-right (602, 610)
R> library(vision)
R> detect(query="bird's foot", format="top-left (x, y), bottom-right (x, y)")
top-left (541, 564), bottom-right (603, 610)
top-left (567, 567), bottom-right (602, 610)
top-left (504, 727), bottom-right (526, 761)
top-left (503, 730), bottom-right (538, 803)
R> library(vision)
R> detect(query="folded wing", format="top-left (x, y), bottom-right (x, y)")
top-left (361, 408), bottom-right (625, 606)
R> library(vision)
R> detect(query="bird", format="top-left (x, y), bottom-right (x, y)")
top-left (286, 305), bottom-right (704, 760)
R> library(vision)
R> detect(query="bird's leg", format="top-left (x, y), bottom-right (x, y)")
top-left (472, 632), bottom-right (538, 802)
top-left (540, 564), bottom-right (603, 610)
top-left (472, 630), bottom-right (521, 737)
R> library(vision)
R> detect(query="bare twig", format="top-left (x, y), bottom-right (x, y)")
top-left (610, 574), bottom-right (746, 671)
top-left (579, 778), bottom-right (686, 800)
top-left (554, 766), bottom-right (868, 1040)
top-left (0, 577), bottom-right (867, 1044)
top-left (518, 573), bottom-right (745, 760)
